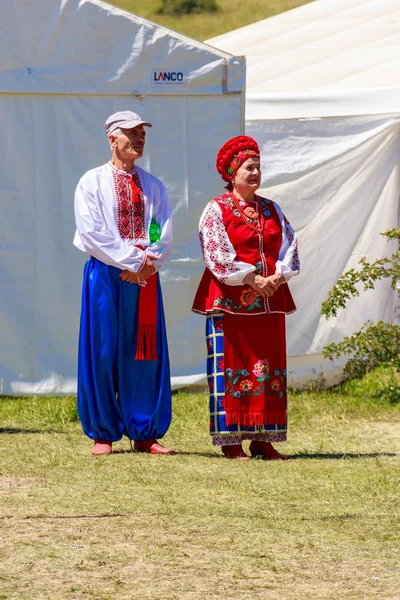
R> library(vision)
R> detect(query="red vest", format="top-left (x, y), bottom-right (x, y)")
top-left (192, 194), bottom-right (296, 316)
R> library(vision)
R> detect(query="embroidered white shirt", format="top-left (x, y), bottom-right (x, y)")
top-left (199, 198), bottom-right (299, 286)
top-left (74, 162), bottom-right (173, 272)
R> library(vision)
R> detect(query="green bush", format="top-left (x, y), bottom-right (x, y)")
top-left (323, 320), bottom-right (400, 380)
top-left (321, 228), bottom-right (400, 319)
top-left (157, 0), bottom-right (219, 15)
top-left (322, 228), bottom-right (400, 391)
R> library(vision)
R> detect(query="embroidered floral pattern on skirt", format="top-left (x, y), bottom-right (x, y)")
top-left (206, 313), bottom-right (287, 446)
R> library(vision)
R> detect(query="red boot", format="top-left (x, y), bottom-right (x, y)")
top-left (221, 444), bottom-right (249, 460)
top-left (91, 440), bottom-right (112, 456)
top-left (133, 439), bottom-right (175, 455)
top-left (249, 441), bottom-right (287, 460)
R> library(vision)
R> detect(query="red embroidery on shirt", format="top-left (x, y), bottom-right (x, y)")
top-left (112, 168), bottom-right (146, 241)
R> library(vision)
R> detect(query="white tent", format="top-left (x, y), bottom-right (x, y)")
top-left (0, 0), bottom-right (246, 395)
top-left (208, 0), bottom-right (400, 386)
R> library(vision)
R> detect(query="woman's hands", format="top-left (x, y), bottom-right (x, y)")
top-left (119, 252), bottom-right (157, 285)
top-left (243, 272), bottom-right (285, 298)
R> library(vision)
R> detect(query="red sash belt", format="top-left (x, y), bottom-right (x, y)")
top-left (135, 248), bottom-right (158, 361)
top-left (123, 173), bottom-right (158, 362)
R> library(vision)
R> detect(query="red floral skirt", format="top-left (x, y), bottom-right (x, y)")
top-left (206, 312), bottom-right (288, 445)
top-left (223, 311), bottom-right (287, 428)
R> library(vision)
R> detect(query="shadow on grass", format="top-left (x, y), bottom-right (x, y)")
top-left (288, 451), bottom-right (396, 460)
top-left (111, 448), bottom-right (225, 459)
top-left (78, 447), bottom-right (398, 460)
top-left (160, 450), bottom-right (226, 459)
top-left (0, 427), bottom-right (63, 435)
top-left (0, 513), bottom-right (129, 521)
top-left (110, 449), bottom-right (397, 459)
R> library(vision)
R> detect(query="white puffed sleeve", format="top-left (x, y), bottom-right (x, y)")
top-left (199, 202), bottom-right (256, 285)
top-left (147, 181), bottom-right (173, 272)
top-left (274, 203), bottom-right (300, 281)
top-left (74, 179), bottom-right (146, 272)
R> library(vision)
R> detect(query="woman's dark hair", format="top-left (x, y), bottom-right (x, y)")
top-left (224, 181), bottom-right (233, 191)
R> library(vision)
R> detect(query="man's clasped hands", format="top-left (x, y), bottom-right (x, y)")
top-left (119, 252), bottom-right (157, 285)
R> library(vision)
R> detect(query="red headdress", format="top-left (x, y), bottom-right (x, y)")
top-left (216, 135), bottom-right (260, 182)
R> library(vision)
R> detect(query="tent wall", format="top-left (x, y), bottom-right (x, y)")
top-left (208, 0), bottom-right (400, 119)
top-left (247, 115), bottom-right (400, 386)
top-left (2, 99), bottom-right (399, 393)
top-left (207, 0), bottom-right (400, 386)
top-left (0, 93), bottom-right (243, 394)
top-left (1, 0), bottom-right (245, 95)
top-left (4, 0), bottom-right (399, 394)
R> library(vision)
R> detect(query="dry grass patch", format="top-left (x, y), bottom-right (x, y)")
top-left (0, 389), bottom-right (399, 599)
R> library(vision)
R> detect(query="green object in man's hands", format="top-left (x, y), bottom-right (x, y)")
top-left (149, 220), bottom-right (161, 243)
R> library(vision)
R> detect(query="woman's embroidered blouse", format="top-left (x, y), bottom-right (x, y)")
top-left (192, 193), bottom-right (299, 316)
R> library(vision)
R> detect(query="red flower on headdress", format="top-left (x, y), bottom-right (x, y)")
top-left (216, 136), bottom-right (260, 182)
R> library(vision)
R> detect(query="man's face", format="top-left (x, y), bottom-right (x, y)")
top-left (110, 125), bottom-right (147, 161)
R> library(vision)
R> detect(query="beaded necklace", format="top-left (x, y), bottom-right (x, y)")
top-left (229, 192), bottom-right (264, 234)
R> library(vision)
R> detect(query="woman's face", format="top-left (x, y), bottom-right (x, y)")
top-left (232, 157), bottom-right (261, 195)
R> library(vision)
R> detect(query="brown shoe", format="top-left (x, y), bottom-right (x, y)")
top-left (91, 440), bottom-right (112, 456)
top-left (221, 444), bottom-right (249, 460)
top-left (133, 439), bottom-right (175, 455)
top-left (249, 441), bottom-right (287, 460)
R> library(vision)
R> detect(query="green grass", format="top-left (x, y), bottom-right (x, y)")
top-left (0, 378), bottom-right (399, 599)
top-left (108, 0), bottom-right (314, 41)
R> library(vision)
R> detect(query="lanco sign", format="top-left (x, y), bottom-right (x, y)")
top-left (152, 70), bottom-right (185, 86)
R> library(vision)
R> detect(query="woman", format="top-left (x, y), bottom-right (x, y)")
top-left (192, 136), bottom-right (300, 460)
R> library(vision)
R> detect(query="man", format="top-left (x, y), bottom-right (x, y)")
top-left (74, 110), bottom-right (174, 456)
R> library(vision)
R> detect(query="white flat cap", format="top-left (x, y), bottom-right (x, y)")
top-left (105, 111), bottom-right (152, 135)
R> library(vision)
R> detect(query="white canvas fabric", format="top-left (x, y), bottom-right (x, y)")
top-left (251, 116), bottom-right (400, 386)
top-left (208, 0), bottom-right (400, 119)
top-left (2, 0), bottom-right (400, 394)
top-left (0, 0), bottom-right (245, 95)
top-left (207, 0), bottom-right (400, 386)
top-left (0, 0), bottom-right (245, 395)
